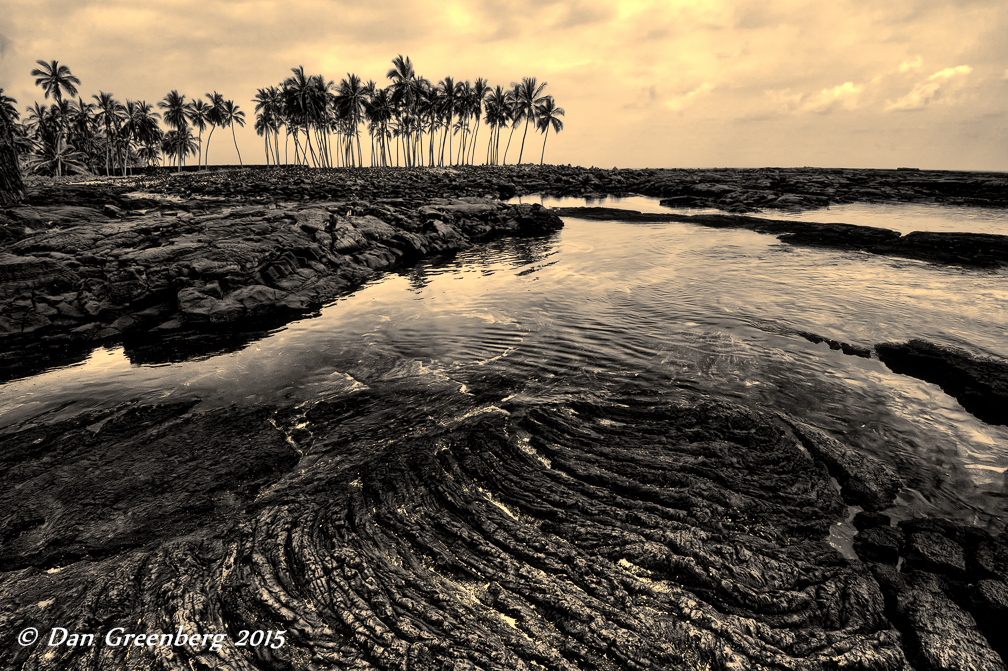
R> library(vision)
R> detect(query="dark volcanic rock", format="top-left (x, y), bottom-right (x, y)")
top-left (784, 418), bottom-right (902, 511)
top-left (554, 206), bottom-right (1008, 268)
top-left (873, 568), bottom-right (1007, 671)
top-left (0, 188), bottom-right (562, 382)
top-left (902, 530), bottom-right (967, 576)
top-left (0, 402), bottom-right (298, 570)
top-left (855, 526), bottom-right (904, 564)
top-left (0, 394), bottom-right (913, 670)
top-left (875, 339), bottom-right (1008, 426)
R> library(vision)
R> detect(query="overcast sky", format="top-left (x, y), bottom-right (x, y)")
top-left (2, 0), bottom-right (1006, 170)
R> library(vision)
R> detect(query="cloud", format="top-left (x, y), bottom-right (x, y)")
top-left (664, 82), bottom-right (713, 112)
top-left (1003, 68), bottom-right (1008, 79)
top-left (886, 64), bottom-right (972, 110)
top-left (801, 81), bottom-right (863, 113)
top-left (623, 84), bottom-right (659, 110)
top-left (763, 82), bottom-right (863, 115)
top-left (899, 55), bottom-right (922, 72)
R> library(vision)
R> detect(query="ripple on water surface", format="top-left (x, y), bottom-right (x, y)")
top-left (2, 204), bottom-right (1006, 530)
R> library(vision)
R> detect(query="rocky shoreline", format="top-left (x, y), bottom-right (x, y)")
top-left (2, 165), bottom-right (1006, 379)
top-left (0, 180), bottom-right (563, 380)
top-left (2, 166), bottom-right (1007, 669)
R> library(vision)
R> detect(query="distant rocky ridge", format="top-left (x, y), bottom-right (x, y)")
top-left (66, 163), bottom-right (1008, 212)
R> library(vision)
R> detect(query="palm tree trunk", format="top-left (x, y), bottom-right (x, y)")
top-left (205, 127), bottom-right (215, 169)
top-left (540, 126), bottom-right (549, 165)
top-left (503, 124), bottom-right (516, 166)
top-left (472, 119), bottom-right (481, 165)
top-left (518, 116), bottom-right (531, 164)
top-left (231, 125), bottom-right (242, 166)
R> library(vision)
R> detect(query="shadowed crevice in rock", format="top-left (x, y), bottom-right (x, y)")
top-left (1, 394), bottom-right (916, 670)
top-left (875, 339), bottom-right (1008, 426)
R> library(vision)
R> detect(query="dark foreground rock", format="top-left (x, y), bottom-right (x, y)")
top-left (875, 339), bottom-right (1008, 426)
top-left (1, 393), bottom-right (922, 670)
top-left (867, 517), bottom-right (1008, 671)
top-left (0, 190), bottom-right (562, 381)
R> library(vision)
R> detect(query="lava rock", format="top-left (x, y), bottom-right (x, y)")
top-left (876, 339), bottom-right (1008, 426)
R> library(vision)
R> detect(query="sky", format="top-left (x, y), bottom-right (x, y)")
top-left (2, 0), bottom-right (1007, 171)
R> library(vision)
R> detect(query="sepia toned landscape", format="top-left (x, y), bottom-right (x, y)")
top-left (2, 2), bottom-right (1008, 670)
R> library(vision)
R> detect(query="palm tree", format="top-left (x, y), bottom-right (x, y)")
top-left (484, 85), bottom-right (507, 165)
top-left (367, 86), bottom-right (394, 166)
top-left (30, 60), bottom-right (81, 105)
top-left (514, 77), bottom-right (548, 164)
top-left (26, 137), bottom-right (88, 180)
top-left (158, 90), bottom-right (188, 172)
top-left (283, 67), bottom-right (327, 167)
top-left (535, 96), bottom-right (564, 165)
top-left (203, 91), bottom-right (225, 169)
top-left (502, 84), bottom-right (523, 166)
top-left (387, 55), bottom-right (417, 166)
top-left (67, 97), bottom-right (99, 171)
top-left (338, 73), bottom-right (367, 167)
top-left (93, 91), bottom-right (124, 175)
top-left (0, 89), bottom-right (18, 129)
top-left (221, 99), bottom-right (246, 166)
top-left (438, 76), bottom-right (457, 166)
top-left (0, 88), bottom-right (24, 206)
top-left (161, 128), bottom-right (197, 168)
top-left (186, 99), bottom-right (210, 167)
top-left (469, 77), bottom-right (489, 164)
top-left (30, 60), bottom-right (82, 176)
top-left (124, 100), bottom-right (162, 174)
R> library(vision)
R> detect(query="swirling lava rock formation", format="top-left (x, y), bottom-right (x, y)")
top-left (2, 392), bottom-right (916, 670)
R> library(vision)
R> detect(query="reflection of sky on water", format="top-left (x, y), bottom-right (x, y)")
top-left (511, 194), bottom-right (1008, 235)
top-left (2, 208), bottom-right (1006, 528)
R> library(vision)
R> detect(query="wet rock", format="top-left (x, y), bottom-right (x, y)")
top-left (970, 579), bottom-right (1008, 661)
top-left (855, 526), bottom-right (904, 564)
top-left (784, 418), bottom-right (902, 511)
top-left (0, 402), bottom-right (298, 569)
top-left (875, 339), bottom-right (1008, 426)
top-left (1, 188), bottom-right (563, 379)
top-left (903, 531), bottom-right (966, 576)
top-left (855, 511), bottom-right (893, 530)
top-left (0, 394), bottom-right (913, 670)
top-left (883, 570), bottom-right (1007, 671)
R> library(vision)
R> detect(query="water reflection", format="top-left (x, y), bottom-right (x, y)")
top-left (511, 194), bottom-right (1008, 235)
top-left (1, 211), bottom-right (1005, 531)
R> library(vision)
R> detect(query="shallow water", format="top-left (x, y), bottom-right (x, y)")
top-left (2, 200), bottom-right (1006, 533)
top-left (513, 194), bottom-right (1008, 235)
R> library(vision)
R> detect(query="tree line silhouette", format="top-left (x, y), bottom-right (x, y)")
top-left (0, 55), bottom-right (564, 179)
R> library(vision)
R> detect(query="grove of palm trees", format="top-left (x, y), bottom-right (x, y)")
top-left (0, 54), bottom-right (565, 199)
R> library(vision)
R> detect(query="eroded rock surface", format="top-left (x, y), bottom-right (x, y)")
top-left (1, 394), bottom-right (919, 670)
top-left (0, 190), bottom-right (562, 381)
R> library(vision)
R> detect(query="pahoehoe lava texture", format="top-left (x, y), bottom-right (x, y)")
top-left (2, 394), bottom-right (914, 670)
